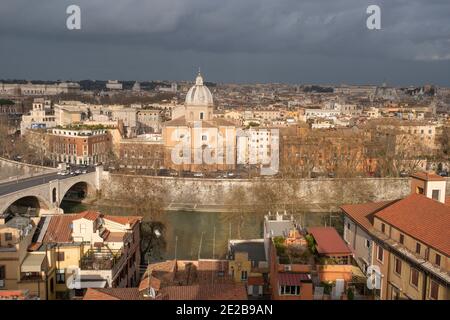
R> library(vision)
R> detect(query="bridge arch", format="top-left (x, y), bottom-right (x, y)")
top-left (59, 180), bottom-right (97, 207)
top-left (1, 194), bottom-right (51, 217)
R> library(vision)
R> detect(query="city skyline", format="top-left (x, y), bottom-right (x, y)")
top-left (0, 0), bottom-right (449, 86)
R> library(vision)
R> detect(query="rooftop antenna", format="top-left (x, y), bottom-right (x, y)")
top-left (213, 226), bottom-right (216, 259)
top-left (198, 232), bottom-right (204, 260)
top-left (174, 235), bottom-right (178, 260)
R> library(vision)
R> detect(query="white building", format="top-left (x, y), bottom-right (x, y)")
top-left (237, 128), bottom-right (273, 165)
top-left (20, 98), bottom-right (56, 134)
top-left (106, 80), bottom-right (123, 90)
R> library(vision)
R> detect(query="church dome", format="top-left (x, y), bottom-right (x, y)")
top-left (185, 72), bottom-right (213, 107)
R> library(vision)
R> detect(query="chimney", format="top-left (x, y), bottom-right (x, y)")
top-left (410, 172), bottom-right (446, 204)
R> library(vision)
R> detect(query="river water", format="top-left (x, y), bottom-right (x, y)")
top-left (60, 201), bottom-right (343, 261)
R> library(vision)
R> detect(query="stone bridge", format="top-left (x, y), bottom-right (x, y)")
top-left (0, 167), bottom-right (103, 215)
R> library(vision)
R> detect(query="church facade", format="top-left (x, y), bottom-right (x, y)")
top-left (162, 72), bottom-right (237, 172)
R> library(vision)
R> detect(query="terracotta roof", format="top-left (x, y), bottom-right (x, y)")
top-left (211, 118), bottom-right (237, 127)
top-left (159, 284), bottom-right (247, 300)
top-left (41, 214), bottom-right (78, 243)
top-left (410, 172), bottom-right (445, 182)
top-left (340, 200), bottom-right (398, 231)
top-left (278, 273), bottom-right (310, 286)
top-left (38, 213), bottom-right (140, 245)
top-left (307, 227), bottom-right (352, 256)
top-left (247, 276), bottom-right (265, 286)
top-left (78, 211), bottom-right (101, 221)
top-left (139, 260), bottom-right (177, 292)
top-left (83, 288), bottom-right (143, 300)
top-left (104, 215), bottom-right (141, 227)
top-left (198, 259), bottom-right (228, 271)
top-left (374, 194), bottom-right (450, 256)
top-left (0, 290), bottom-right (29, 300)
top-left (164, 116), bottom-right (187, 127)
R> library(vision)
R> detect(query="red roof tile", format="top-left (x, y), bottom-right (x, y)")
top-left (374, 194), bottom-right (450, 255)
top-left (278, 273), bottom-right (310, 286)
top-left (104, 215), bottom-right (141, 227)
top-left (159, 284), bottom-right (248, 300)
top-left (78, 211), bottom-right (101, 221)
top-left (83, 288), bottom-right (142, 300)
top-left (411, 172), bottom-right (445, 182)
top-left (307, 227), bottom-right (352, 256)
top-left (340, 200), bottom-right (398, 231)
top-left (41, 214), bottom-right (78, 243)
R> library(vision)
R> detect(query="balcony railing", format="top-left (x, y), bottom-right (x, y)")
top-left (80, 249), bottom-right (123, 271)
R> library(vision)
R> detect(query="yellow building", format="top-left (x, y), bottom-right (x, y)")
top-left (0, 216), bottom-right (56, 300)
top-left (162, 72), bottom-right (237, 172)
top-left (342, 172), bottom-right (449, 300)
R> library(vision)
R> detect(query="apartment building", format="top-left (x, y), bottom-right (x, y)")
top-left (137, 110), bottom-right (162, 133)
top-left (264, 213), bottom-right (354, 300)
top-left (237, 128), bottom-right (274, 166)
top-left (227, 239), bottom-right (268, 297)
top-left (29, 211), bottom-right (142, 299)
top-left (341, 172), bottom-right (450, 300)
top-left (0, 216), bottom-right (56, 300)
top-left (47, 128), bottom-right (111, 165)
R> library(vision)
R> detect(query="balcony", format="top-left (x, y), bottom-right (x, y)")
top-left (80, 249), bottom-right (123, 271)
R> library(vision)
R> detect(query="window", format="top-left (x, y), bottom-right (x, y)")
top-left (56, 270), bottom-right (65, 284)
top-left (5, 233), bottom-right (12, 241)
top-left (435, 254), bottom-right (441, 267)
top-left (377, 246), bottom-right (384, 262)
top-left (394, 258), bottom-right (402, 275)
top-left (381, 223), bottom-right (386, 233)
top-left (57, 252), bottom-right (65, 262)
top-left (416, 187), bottom-right (424, 195)
top-left (200, 112), bottom-right (204, 120)
top-left (430, 281), bottom-right (439, 300)
top-left (347, 223), bottom-right (351, 230)
top-left (202, 135), bottom-right (207, 141)
top-left (365, 239), bottom-right (371, 248)
top-left (399, 234), bottom-right (404, 245)
top-left (0, 265), bottom-right (5, 288)
top-left (432, 190), bottom-right (440, 201)
top-left (241, 271), bottom-right (248, 281)
top-left (280, 285), bottom-right (300, 296)
top-left (410, 268), bottom-right (419, 288)
top-left (416, 243), bottom-right (421, 254)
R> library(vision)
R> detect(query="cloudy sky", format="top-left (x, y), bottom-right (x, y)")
top-left (0, 0), bottom-right (449, 85)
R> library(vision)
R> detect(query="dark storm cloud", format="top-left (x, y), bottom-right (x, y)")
top-left (0, 0), bottom-right (449, 84)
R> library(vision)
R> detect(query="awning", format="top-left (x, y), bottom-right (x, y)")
top-left (278, 273), bottom-right (311, 286)
top-left (21, 253), bottom-right (47, 273)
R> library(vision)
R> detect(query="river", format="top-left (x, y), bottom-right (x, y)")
top-left (60, 201), bottom-right (343, 261)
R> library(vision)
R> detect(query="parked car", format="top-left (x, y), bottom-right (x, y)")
top-left (399, 171), bottom-right (409, 177)
top-left (193, 172), bottom-right (204, 177)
